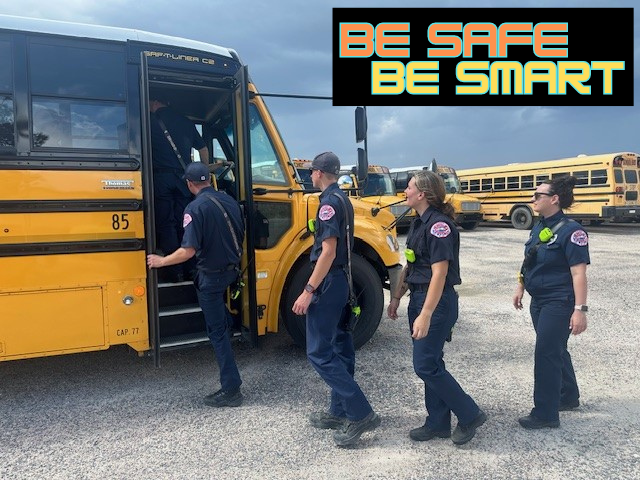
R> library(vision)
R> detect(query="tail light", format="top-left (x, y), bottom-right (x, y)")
top-left (615, 186), bottom-right (624, 194)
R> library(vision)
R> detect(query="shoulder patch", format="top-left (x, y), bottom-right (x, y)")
top-left (183, 213), bottom-right (193, 228)
top-left (570, 229), bottom-right (588, 246)
top-left (430, 221), bottom-right (451, 238)
top-left (318, 205), bottom-right (336, 221)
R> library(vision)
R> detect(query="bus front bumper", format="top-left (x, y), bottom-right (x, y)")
top-left (602, 206), bottom-right (640, 221)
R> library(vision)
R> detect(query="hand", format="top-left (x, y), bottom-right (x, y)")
top-left (147, 254), bottom-right (164, 269)
top-left (411, 311), bottom-right (431, 340)
top-left (513, 285), bottom-right (524, 310)
top-left (387, 298), bottom-right (400, 319)
top-left (570, 310), bottom-right (587, 335)
top-left (292, 291), bottom-right (313, 316)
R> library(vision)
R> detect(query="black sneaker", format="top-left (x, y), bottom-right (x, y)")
top-left (309, 411), bottom-right (347, 430)
top-left (409, 423), bottom-right (451, 441)
top-left (451, 409), bottom-right (487, 445)
top-left (518, 414), bottom-right (559, 429)
top-left (333, 411), bottom-right (381, 447)
top-left (559, 399), bottom-right (580, 411)
top-left (204, 388), bottom-right (243, 408)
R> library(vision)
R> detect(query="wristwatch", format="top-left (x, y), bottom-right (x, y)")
top-left (304, 284), bottom-right (316, 294)
top-left (574, 305), bottom-right (588, 312)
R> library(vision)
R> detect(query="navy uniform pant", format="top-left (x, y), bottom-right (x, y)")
top-left (195, 269), bottom-right (242, 392)
top-left (153, 171), bottom-right (195, 278)
top-left (409, 286), bottom-right (480, 430)
top-left (306, 270), bottom-right (373, 421)
top-left (530, 297), bottom-right (580, 421)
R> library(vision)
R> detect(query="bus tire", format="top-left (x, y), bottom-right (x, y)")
top-left (282, 254), bottom-right (384, 350)
top-left (511, 206), bottom-right (534, 230)
top-left (460, 221), bottom-right (478, 230)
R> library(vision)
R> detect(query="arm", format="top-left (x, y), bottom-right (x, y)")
top-left (292, 237), bottom-right (337, 315)
top-left (147, 247), bottom-right (196, 269)
top-left (569, 262), bottom-right (588, 335)
top-left (411, 260), bottom-right (448, 340)
top-left (387, 264), bottom-right (408, 320)
top-left (513, 273), bottom-right (525, 310)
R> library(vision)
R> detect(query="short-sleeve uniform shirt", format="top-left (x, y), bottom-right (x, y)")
top-left (310, 183), bottom-right (353, 267)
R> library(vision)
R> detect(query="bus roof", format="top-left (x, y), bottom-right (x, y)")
top-left (0, 14), bottom-right (235, 59)
top-left (458, 151), bottom-right (639, 176)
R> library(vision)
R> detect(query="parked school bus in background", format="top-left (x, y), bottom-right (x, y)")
top-left (389, 162), bottom-right (484, 230)
top-left (294, 160), bottom-right (414, 232)
top-left (0, 15), bottom-right (402, 363)
top-left (457, 152), bottom-right (640, 229)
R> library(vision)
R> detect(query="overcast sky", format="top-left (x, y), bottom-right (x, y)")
top-left (2, 0), bottom-right (638, 170)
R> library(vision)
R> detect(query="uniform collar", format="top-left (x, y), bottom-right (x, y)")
top-left (319, 182), bottom-right (340, 200)
top-left (418, 205), bottom-right (437, 224)
top-left (196, 185), bottom-right (216, 197)
top-left (543, 210), bottom-right (565, 228)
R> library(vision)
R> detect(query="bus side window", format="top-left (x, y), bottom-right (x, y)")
top-left (0, 39), bottom-right (14, 148)
top-left (573, 171), bottom-right (588, 186)
top-left (591, 169), bottom-right (607, 185)
top-left (521, 175), bottom-right (534, 189)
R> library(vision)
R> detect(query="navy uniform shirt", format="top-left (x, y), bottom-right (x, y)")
top-left (181, 186), bottom-right (245, 273)
top-left (310, 183), bottom-right (353, 267)
top-left (523, 211), bottom-right (590, 300)
top-left (405, 206), bottom-right (461, 287)
top-left (151, 106), bottom-right (206, 170)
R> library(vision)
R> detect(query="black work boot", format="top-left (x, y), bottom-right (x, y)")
top-left (451, 409), bottom-right (487, 445)
top-left (518, 414), bottom-right (559, 429)
top-left (333, 411), bottom-right (381, 447)
top-left (309, 411), bottom-right (347, 430)
top-left (204, 388), bottom-right (243, 407)
top-left (409, 423), bottom-right (451, 441)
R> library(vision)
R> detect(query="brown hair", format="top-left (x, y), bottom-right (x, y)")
top-left (542, 175), bottom-right (577, 209)
top-left (413, 170), bottom-right (455, 219)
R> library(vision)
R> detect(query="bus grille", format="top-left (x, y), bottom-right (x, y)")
top-left (461, 201), bottom-right (481, 211)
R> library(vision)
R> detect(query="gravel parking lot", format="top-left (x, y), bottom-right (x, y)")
top-left (1, 224), bottom-right (639, 480)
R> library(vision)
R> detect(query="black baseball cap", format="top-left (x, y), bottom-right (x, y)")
top-left (311, 151), bottom-right (340, 175)
top-left (183, 162), bottom-right (211, 182)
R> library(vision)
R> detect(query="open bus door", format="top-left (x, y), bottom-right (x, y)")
top-left (232, 66), bottom-right (259, 347)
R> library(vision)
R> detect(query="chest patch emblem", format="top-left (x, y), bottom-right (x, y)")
top-left (430, 221), bottom-right (451, 238)
top-left (319, 205), bottom-right (335, 221)
top-left (570, 229), bottom-right (588, 246)
top-left (183, 213), bottom-right (193, 228)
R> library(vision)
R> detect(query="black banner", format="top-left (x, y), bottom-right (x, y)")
top-left (332, 8), bottom-right (634, 106)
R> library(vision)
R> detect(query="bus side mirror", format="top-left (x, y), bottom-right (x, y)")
top-left (355, 107), bottom-right (367, 144)
top-left (357, 147), bottom-right (368, 183)
top-left (338, 175), bottom-right (354, 189)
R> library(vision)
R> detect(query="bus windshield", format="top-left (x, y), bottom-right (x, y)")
top-left (362, 173), bottom-right (396, 197)
top-left (440, 172), bottom-right (461, 193)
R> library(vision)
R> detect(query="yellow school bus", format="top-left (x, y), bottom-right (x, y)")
top-left (457, 152), bottom-right (640, 229)
top-left (294, 160), bottom-right (414, 231)
top-left (389, 162), bottom-right (484, 230)
top-left (0, 15), bottom-right (402, 362)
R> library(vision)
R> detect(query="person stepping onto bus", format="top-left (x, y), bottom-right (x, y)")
top-left (387, 170), bottom-right (486, 446)
top-left (292, 152), bottom-right (380, 447)
top-left (513, 176), bottom-right (589, 429)
top-left (150, 96), bottom-right (209, 282)
top-left (147, 162), bottom-right (245, 407)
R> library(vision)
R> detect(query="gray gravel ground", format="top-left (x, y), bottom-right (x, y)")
top-left (1, 223), bottom-right (639, 480)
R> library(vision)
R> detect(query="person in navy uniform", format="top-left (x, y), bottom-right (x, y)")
top-left (147, 162), bottom-right (245, 408)
top-left (513, 175), bottom-right (589, 429)
top-left (150, 97), bottom-right (209, 282)
top-left (387, 170), bottom-right (486, 446)
top-left (292, 151), bottom-right (380, 447)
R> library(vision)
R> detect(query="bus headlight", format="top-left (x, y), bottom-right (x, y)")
top-left (461, 201), bottom-right (481, 211)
